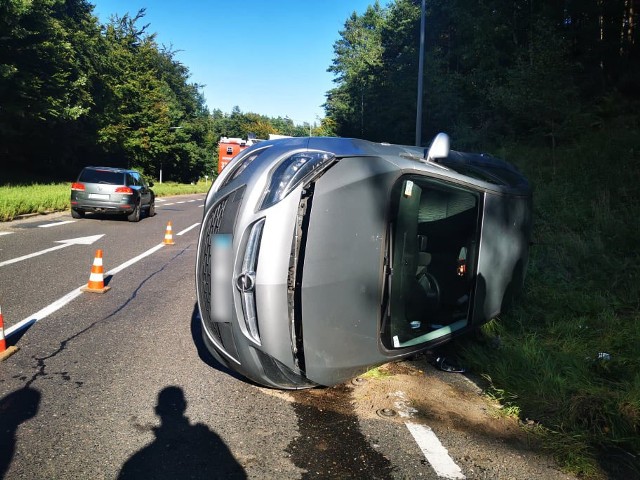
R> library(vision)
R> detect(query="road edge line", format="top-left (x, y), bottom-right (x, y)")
top-left (405, 422), bottom-right (466, 479)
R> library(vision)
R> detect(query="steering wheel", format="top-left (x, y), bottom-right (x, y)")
top-left (416, 272), bottom-right (440, 311)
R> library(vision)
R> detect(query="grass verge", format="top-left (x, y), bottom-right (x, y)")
top-left (0, 181), bottom-right (212, 222)
top-left (457, 121), bottom-right (640, 478)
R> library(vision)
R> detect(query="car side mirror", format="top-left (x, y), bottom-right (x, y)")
top-left (148, 181), bottom-right (154, 187)
top-left (425, 133), bottom-right (450, 163)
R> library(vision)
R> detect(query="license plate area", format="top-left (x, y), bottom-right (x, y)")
top-left (210, 234), bottom-right (233, 322)
top-left (88, 193), bottom-right (110, 200)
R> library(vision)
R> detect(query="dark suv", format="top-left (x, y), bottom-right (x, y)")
top-left (70, 166), bottom-right (155, 222)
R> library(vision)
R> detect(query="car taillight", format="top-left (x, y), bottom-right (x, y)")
top-left (115, 186), bottom-right (133, 195)
top-left (71, 182), bottom-right (85, 191)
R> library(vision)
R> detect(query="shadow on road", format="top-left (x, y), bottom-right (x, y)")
top-left (0, 387), bottom-right (41, 479)
top-left (118, 386), bottom-right (246, 479)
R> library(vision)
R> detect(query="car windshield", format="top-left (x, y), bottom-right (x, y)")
top-left (383, 177), bottom-right (481, 349)
top-left (79, 169), bottom-right (124, 185)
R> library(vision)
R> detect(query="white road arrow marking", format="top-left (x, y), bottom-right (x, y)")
top-left (0, 234), bottom-right (104, 268)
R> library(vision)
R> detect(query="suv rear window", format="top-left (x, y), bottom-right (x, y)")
top-left (78, 169), bottom-right (125, 185)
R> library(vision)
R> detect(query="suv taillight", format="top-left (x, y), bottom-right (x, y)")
top-left (71, 182), bottom-right (85, 191)
top-left (115, 186), bottom-right (133, 195)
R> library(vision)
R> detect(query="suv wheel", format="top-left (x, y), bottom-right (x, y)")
top-left (71, 208), bottom-right (85, 219)
top-left (148, 200), bottom-right (156, 217)
top-left (127, 202), bottom-right (141, 222)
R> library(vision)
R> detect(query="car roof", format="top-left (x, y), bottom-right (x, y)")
top-left (83, 166), bottom-right (135, 174)
top-left (254, 136), bottom-right (423, 158)
top-left (252, 137), bottom-right (530, 193)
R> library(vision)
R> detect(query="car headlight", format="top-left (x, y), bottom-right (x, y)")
top-left (259, 151), bottom-right (335, 210)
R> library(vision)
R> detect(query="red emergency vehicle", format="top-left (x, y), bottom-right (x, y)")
top-left (217, 137), bottom-right (251, 173)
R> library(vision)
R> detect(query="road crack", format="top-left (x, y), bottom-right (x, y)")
top-left (22, 247), bottom-right (189, 389)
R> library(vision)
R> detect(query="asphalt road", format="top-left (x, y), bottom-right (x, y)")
top-left (0, 195), bottom-right (575, 479)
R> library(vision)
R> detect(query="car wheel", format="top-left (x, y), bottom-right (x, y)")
top-left (147, 200), bottom-right (156, 217)
top-left (127, 202), bottom-right (141, 222)
top-left (71, 208), bottom-right (85, 219)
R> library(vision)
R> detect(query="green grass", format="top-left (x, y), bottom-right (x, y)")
top-left (0, 180), bottom-right (212, 222)
top-left (361, 366), bottom-right (393, 379)
top-left (0, 184), bottom-right (71, 222)
top-left (457, 122), bottom-right (640, 478)
top-left (151, 181), bottom-right (212, 197)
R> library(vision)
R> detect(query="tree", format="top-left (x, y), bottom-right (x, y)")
top-left (96, 10), bottom-right (210, 182)
top-left (0, 0), bottom-right (102, 178)
top-left (326, 2), bottom-right (386, 139)
top-left (325, 0), bottom-right (639, 149)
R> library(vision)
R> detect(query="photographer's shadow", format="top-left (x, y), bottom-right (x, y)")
top-left (118, 386), bottom-right (246, 479)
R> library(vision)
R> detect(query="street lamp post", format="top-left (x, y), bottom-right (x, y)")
top-left (415, 0), bottom-right (426, 147)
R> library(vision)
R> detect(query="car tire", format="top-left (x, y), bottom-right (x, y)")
top-left (127, 202), bottom-right (141, 222)
top-left (71, 208), bottom-right (85, 219)
top-left (147, 199), bottom-right (156, 217)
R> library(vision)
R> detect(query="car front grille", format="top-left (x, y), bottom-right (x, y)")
top-left (198, 187), bottom-right (246, 362)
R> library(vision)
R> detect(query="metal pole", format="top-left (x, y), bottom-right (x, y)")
top-left (415, 0), bottom-right (426, 147)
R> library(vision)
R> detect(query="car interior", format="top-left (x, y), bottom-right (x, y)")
top-left (385, 177), bottom-right (481, 349)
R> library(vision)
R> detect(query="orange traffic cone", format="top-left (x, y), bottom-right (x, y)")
top-left (0, 305), bottom-right (19, 361)
top-left (163, 221), bottom-right (175, 245)
top-left (81, 249), bottom-right (111, 293)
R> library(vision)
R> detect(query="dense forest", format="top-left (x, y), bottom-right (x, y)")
top-left (0, 0), bottom-right (324, 183)
top-left (326, 0), bottom-right (639, 149)
top-left (3, 0), bottom-right (638, 182)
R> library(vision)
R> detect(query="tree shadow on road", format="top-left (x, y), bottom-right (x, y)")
top-left (0, 387), bottom-right (41, 479)
top-left (118, 386), bottom-right (246, 479)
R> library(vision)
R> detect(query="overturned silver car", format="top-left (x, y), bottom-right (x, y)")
top-left (196, 134), bottom-right (532, 389)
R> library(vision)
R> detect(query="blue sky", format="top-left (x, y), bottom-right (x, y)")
top-left (91, 0), bottom-right (376, 125)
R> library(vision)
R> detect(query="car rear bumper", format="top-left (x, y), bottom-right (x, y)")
top-left (71, 196), bottom-right (136, 213)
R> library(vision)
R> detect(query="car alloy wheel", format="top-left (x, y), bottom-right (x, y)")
top-left (127, 202), bottom-right (141, 222)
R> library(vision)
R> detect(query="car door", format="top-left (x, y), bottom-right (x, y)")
top-left (133, 172), bottom-right (150, 206)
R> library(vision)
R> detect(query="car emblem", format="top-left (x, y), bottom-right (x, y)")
top-left (235, 272), bottom-right (256, 292)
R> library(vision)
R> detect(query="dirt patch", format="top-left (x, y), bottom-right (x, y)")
top-left (352, 358), bottom-right (527, 445)
top-left (288, 383), bottom-right (355, 415)
top-left (351, 357), bottom-right (578, 479)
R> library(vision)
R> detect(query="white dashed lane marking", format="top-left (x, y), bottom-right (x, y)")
top-left (176, 223), bottom-right (200, 236)
top-left (38, 220), bottom-right (76, 228)
top-left (6, 242), bottom-right (165, 337)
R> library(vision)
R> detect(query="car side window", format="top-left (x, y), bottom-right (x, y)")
top-left (135, 173), bottom-right (147, 188)
top-left (127, 173), bottom-right (138, 187)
